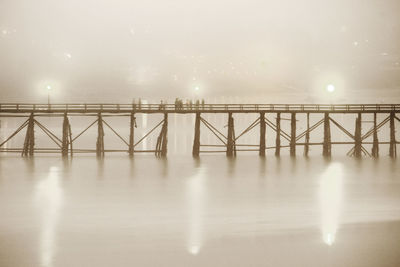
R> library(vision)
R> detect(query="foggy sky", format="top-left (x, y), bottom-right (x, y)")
top-left (0, 0), bottom-right (399, 103)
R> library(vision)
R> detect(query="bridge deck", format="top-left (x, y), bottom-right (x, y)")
top-left (0, 103), bottom-right (399, 114)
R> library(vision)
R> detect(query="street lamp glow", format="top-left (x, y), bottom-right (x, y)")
top-left (194, 86), bottom-right (199, 91)
top-left (46, 85), bottom-right (52, 105)
top-left (326, 84), bottom-right (335, 93)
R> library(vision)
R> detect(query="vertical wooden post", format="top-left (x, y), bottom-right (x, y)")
top-left (62, 112), bottom-right (71, 157)
top-left (304, 113), bottom-right (310, 157)
top-left (22, 113), bottom-right (35, 157)
top-left (354, 113), bottom-right (362, 158)
top-left (226, 112), bottom-right (235, 157)
top-left (323, 113), bottom-right (331, 157)
top-left (275, 112), bottom-right (281, 156)
top-left (96, 113), bottom-right (105, 157)
top-left (192, 112), bottom-right (201, 157)
top-left (259, 112), bottom-right (266, 157)
top-left (129, 112), bottom-right (135, 156)
top-left (161, 112), bottom-right (168, 157)
top-left (156, 113), bottom-right (168, 157)
top-left (68, 119), bottom-right (73, 157)
top-left (389, 112), bottom-right (397, 158)
top-left (290, 112), bottom-right (296, 157)
top-left (372, 112), bottom-right (379, 158)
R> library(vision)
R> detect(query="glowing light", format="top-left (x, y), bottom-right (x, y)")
top-left (46, 85), bottom-right (52, 91)
top-left (189, 245), bottom-right (200, 255)
top-left (64, 53), bottom-right (72, 59)
top-left (326, 84), bottom-right (335, 93)
top-left (194, 86), bottom-right (200, 91)
top-left (353, 41), bottom-right (358, 46)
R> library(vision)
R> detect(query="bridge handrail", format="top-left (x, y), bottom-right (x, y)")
top-left (0, 103), bottom-right (399, 112)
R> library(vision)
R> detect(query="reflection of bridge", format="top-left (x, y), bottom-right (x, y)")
top-left (0, 103), bottom-right (399, 158)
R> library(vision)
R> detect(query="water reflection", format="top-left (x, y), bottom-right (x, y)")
top-left (34, 166), bottom-right (63, 267)
top-left (186, 167), bottom-right (206, 255)
top-left (319, 162), bottom-right (343, 246)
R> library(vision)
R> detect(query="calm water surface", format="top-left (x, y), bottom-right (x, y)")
top-left (0, 155), bottom-right (399, 267)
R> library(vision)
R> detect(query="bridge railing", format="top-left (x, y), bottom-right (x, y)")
top-left (0, 103), bottom-right (399, 112)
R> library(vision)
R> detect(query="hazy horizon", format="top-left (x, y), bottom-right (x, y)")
top-left (1, 0), bottom-right (399, 103)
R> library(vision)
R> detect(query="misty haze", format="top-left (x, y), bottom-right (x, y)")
top-left (0, 0), bottom-right (400, 267)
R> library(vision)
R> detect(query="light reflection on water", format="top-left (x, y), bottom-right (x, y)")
top-left (34, 166), bottom-right (63, 267)
top-left (186, 167), bottom-right (206, 255)
top-left (0, 155), bottom-right (399, 266)
top-left (319, 162), bottom-right (343, 246)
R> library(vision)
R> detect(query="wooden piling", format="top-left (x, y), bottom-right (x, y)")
top-left (192, 112), bottom-right (201, 157)
top-left (389, 112), bottom-right (397, 158)
top-left (372, 112), bottom-right (379, 158)
top-left (354, 113), bottom-right (362, 158)
top-left (226, 112), bottom-right (236, 157)
top-left (290, 112), bottom-right (296, 157)
top-left (322, 113), bottom-right (331, 157)
top-left (129, 112), bottom-right (136, 156)
top-left (156, 113), bottom-right (168, 157)
top-left (275, 113), bottom-right (281, 156)
top-left (304, 113), bottom-right (310, 157)
top-left (62, 113), bottom-right (72, 157)
top-left (259, 112), bottom-right (266, 157)
top-left (22, 113), bottom-right (35, 157)
top-left (96, 113), bottom-right (105, 157)
top-left (161, 113), bottom-right (168, 157)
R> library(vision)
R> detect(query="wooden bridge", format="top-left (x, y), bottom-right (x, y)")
top-left (0, 103), bottom-right (399, 158)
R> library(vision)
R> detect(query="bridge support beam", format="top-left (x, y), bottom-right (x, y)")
top-left (323, 113), bottom-right (331, 157)
top-left (192, 112), bottom-right (201, 157)
top-left (226, 112), bottom-right (236, 157)
top-left (22, 113), bottom-right (35, 157)
top-left (96, 113), bottom-right (105, 157)
top-left (156, 113), bottom-right (168, 157)
top-left (259, 112), bottom-right (266, 157)
top-left (389, 112), bottom-right (397, 158)
top-left (304, 113), bottom-right (310, 157)
top-left (290, 113), bottom-right (296, 157)
top-left (62, 113), bottom-right (72, 157)
top-left (129, 112), bottom-right (136, 157)
top-left (275, 113), bottom-right (281, 156)
top-left (354, 113), bottom-right (362, 158)
top-left (372, 113), bottom-right (379, 158)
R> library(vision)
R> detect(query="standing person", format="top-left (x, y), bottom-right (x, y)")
top-left (132, 98), bottom-right (136, 110)
top-left (138, 98), bottom-right (142, 110)
top-left (201, 99), bottom-right (205, 110)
